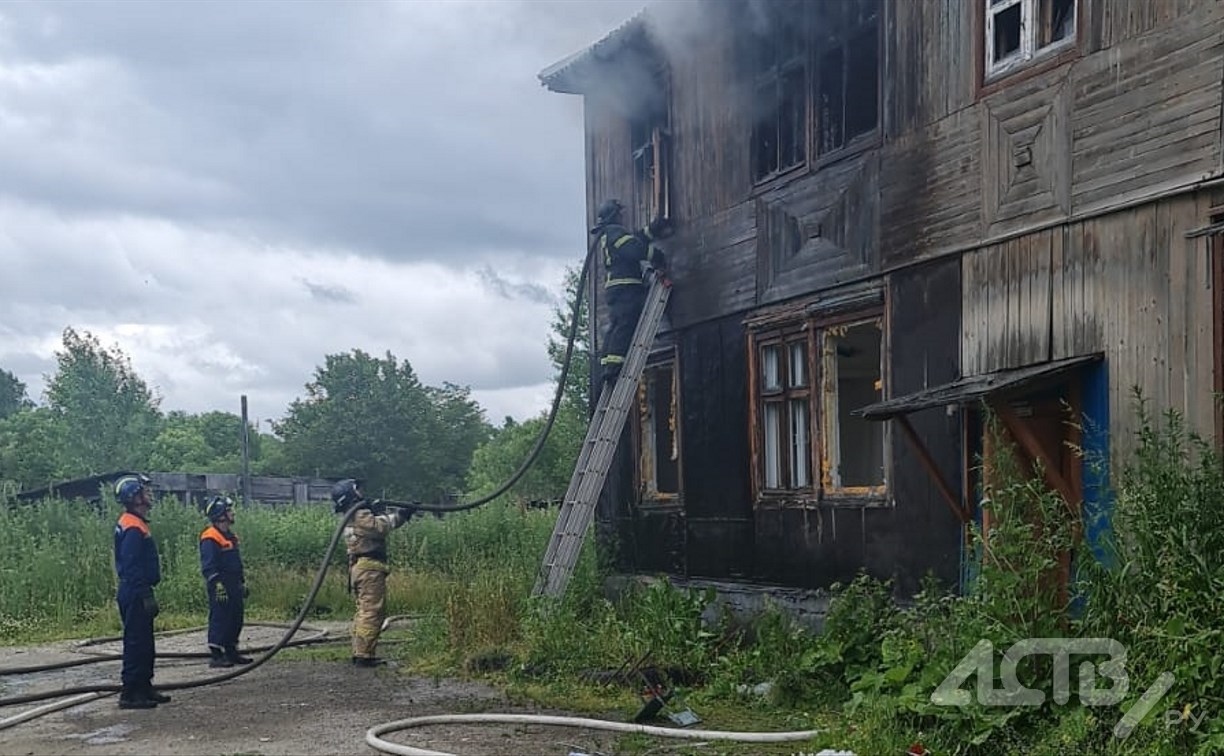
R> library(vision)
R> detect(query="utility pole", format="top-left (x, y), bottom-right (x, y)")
top-left (240, 395), bottom-right (253, 507)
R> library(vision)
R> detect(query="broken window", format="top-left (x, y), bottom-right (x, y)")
top-left (638, 362), bottom-right (680, 500)
top-left (814, 0), bottom-right (881, 155)
top-left (748, 0), bottom-right (808, 181)
top-left (820, 319), bottom-right (886, 494)
top-left (630, 95), bottom-right (669, 226)
top-left (750, 313), bottom-right (888, 503)
top-left (757, 333), bottom-right (813, 492)
top-left (985, 0), bottom-right (1077, 80)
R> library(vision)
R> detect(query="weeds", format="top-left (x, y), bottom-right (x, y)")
top-left (3, 398), bottom-right (1221, 754)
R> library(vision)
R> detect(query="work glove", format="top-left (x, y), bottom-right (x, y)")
top-left (649, 248), bottom-right (667, 272)
top-left (142, 591), bottom-right (160, 617)
top-left (214, 582), bottom-right (229, 604)
top-left (389, 505), bottom-right (413, 528)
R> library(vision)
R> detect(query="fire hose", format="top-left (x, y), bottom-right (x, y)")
top-left (0, 244), bottom-right (595, 714)
top-left (0, 242), bottom-right (829, 752)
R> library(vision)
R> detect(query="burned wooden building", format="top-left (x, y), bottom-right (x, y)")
top-left (540, 0), bottom-right (1224, 602)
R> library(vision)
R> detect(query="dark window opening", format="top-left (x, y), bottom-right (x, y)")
top-left (748, 0), bottom-right (808, 181)
top-left (815, 0), bottom-right (880, 156)
top-left (639, 363), bottom-right (679, 498)
top-left (1041, 0), bottom-right (1075, 46)
top-left (821, 319), bottom-right (885, 492)
top-left (992, 5), bottom-right (1022, 63)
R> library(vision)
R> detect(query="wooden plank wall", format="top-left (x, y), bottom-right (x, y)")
top-left (961, 192), bottom-right (1216, 459)
top-left (1071, 4), bottom-right (1223, 211)
top-left (1085, 0), bottom-right (1216, 52)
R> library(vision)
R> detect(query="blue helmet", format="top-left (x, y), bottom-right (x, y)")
top-left (114, 475), bottom-right (148, 507)
top-left (204, 496), bottom-right (234, 522)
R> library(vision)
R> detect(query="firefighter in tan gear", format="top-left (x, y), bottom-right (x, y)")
top-left (331, 479), bottom-right (411, 667)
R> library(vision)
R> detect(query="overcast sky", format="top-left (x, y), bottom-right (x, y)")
top-left (0, 0), bottom-right (643, 428)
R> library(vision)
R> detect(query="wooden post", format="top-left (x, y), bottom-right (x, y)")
top-left (240, 395), bottom-right (253, 507)
top-left (894, 414), bottom-right (969, 523)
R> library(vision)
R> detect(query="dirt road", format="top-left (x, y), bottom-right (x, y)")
top-left (0, 624), bottom-right (626, 756)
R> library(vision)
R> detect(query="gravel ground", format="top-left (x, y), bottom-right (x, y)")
top-left (0, 623), bottom-right (629, 756)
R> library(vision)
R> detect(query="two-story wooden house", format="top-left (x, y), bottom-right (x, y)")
top-left (540, 0), bottom-right (1224, 607)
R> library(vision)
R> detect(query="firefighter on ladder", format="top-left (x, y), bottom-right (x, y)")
top-left (590, 198), bottom-right (675, 384)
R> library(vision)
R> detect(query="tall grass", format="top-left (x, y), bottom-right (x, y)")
top-left (5, 399), bottom-right (1220, 754)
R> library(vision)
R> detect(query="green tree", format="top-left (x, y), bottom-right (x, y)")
top-left (0, 369), bottom-right (32, 420)
top-left (147, 410), bottom-right (261, 472)
top-left (423, 382), bottom-right (493, 497)
top-left (465, 267), bottom-right (589, 503)
top-left (45, 328), bottom-right (162, 475)
top-left (546, 265), bottom-right (592, 412)
top-left (276, 349), bottom-right (485, 500)
top-left (0, 407), bottom-right (64, 489)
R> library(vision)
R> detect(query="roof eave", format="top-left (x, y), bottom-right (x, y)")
top-left (538, 7), bottom-right (650, 96)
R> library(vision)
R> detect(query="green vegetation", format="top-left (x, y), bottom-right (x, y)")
top-left (4, 401), bottom-right (1220, 754)
top-left (2, 262), bottom-right (1221, 754)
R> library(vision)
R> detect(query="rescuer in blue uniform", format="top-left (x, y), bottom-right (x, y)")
top-left (199, 496), bottom-right (251, 668)
top-left (590, 198), bottom-right (674, 383)
top-left (113, 474), bottom-right (171, 709)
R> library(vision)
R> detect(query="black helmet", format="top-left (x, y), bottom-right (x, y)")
top-left (114, 475), bottom-right (148, 508)
top-left (204, 495), bottom-right (234, 522)
top-left (331, 479), bottom-right (364, 513)
top-left (594, 199), bottom-right (624, 228)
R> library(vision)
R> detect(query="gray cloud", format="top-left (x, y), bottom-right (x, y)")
top-left (0, 0), bottom-right (642, 422)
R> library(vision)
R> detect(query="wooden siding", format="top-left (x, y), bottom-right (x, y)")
top-left (980, 68), bottom-right (1073, 235)
top-left (962, 192), bottom-right (1216, 458)
top-left (886, 0), bottom-right (977, 137)
top-left (879, 106), bottom-right (982, 265)
top-left (1071, 5), bottom-right (1223, 211)
top-left (1085, 0), bottom-right (1216, 52)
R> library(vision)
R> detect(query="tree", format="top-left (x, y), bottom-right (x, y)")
top-left (422, 382), bottom-right (492, 497)
top-left (45, 328), bottom-right (162, 475)
top-left (0, 369), bottom-right (32, 420)
top-left (0, 408), bottom-right (63, 489)
top-left (546, 265), bottom-right (592, 413)
top-left (466, 267), bottom-right (590, 504)
top-left (276, 349), bottom-right (486, 500)
top-left (465, 407), bottom-right (585, 505)
top-left (147, 411), bottom-right (261, 473)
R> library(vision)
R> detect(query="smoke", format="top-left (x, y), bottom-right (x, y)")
top-left (566, 0), bottom-right (795, 122)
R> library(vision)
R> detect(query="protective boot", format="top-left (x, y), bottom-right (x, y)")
top-left (225, 646), bottom-right (253, 665)
top-left (118, 687), bottom-right (156, 709)
top-left (209, 647), bottom-right (234, 668)
top-left (144, 686), bottom-right (172, 704)
top-left (351, 656), bottom-right (385, 668)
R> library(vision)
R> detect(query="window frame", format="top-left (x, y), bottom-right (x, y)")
top-left (745, 0), bottom-right (884, 189)
top-left (811, 0), bottom-right (884, 166)
top-left (978, 0), bottom-right (1082, 95)
top-left (748, 306), bottom-right (890, 508)
top-left (817, 314), bottom-right (889, 499)
top-left (633, 351), bottom-right (683, 509)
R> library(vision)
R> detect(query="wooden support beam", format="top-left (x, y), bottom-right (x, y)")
top-left (993, 402), bottom-right (1080, 521)
top-left (895, 414), bottom-right (970, 524)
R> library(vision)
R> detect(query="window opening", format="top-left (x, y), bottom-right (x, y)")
top-left (821, 319), bottom-right (885, 492)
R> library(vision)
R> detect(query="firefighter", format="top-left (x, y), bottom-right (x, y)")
top-left (332, 479), bottom-right (412, 667)
top-left (200, 495), bottom-right (251, 668)
top-left (112, 474), bottom-right (171, 709)
top-left (590, 198), bottom-right (675, 383)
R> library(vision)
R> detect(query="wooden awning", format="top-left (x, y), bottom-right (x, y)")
top-left (851, 353), bottom-right (1103, 525)
top-left (854, 353), bottom-right (1104, 421)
